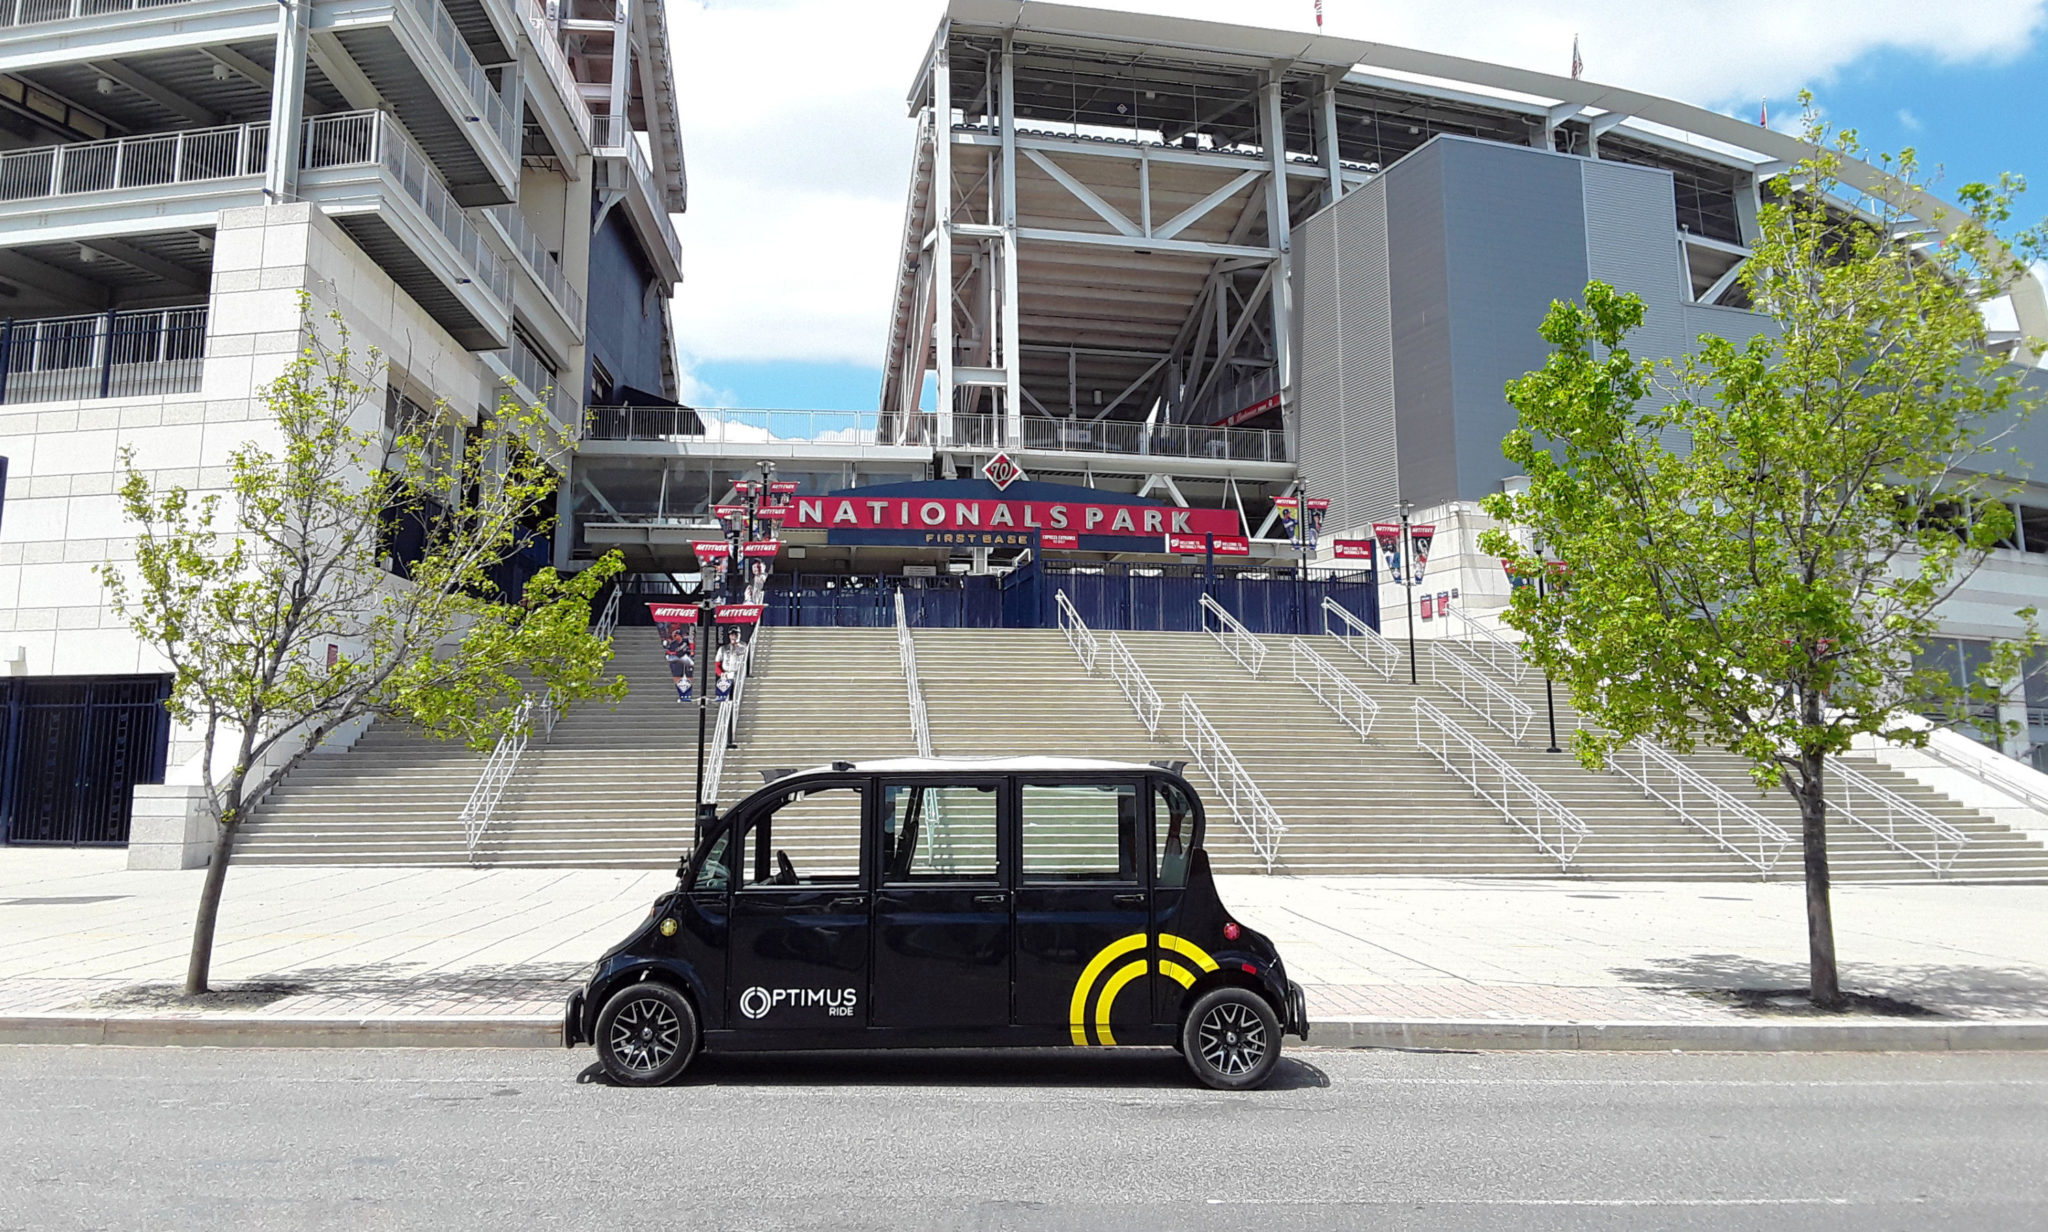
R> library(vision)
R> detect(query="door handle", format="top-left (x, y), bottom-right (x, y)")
top-left (827, 896), bottom-right (866, 912)
top-left (972, 894), bottom-right (1009, 905)
top-left (1113, 893), bottom-right (1147, 908)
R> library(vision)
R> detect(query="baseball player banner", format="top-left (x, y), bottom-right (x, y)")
top-left (1373, 522), bottom-right (1404, 582)
top-left (1409, 524), bottom-right (1436, 584)
top-left (648, 603), bottom-right (700, 704)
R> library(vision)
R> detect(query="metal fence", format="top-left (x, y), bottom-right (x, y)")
top-left (931, 412), bottom-right (1289, 464)
top-left (401, 0), bottom-right (518, 156)
top-left (1, 675), bottom-right (170, 846)
top-left (584, 406), bottom-right (879, 444)
top-left (0, 121), bottom-right (266, 200)
top-left (490, 204), bottom-right (584, 325)
top-left (522, 0), bottom-right (594, 142)
top-left (0, 307), bottom-right (206, 404)
top-left (0, 0), bottom-right (199, 28)
top-left (591, 114), bottom-right (682, 268)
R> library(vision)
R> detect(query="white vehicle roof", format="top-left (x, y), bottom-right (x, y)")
top-left (801, 756), bottom-right (1171, 774)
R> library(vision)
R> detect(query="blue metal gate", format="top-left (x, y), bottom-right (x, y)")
top-left (1, 676), bottom-right (171, 846)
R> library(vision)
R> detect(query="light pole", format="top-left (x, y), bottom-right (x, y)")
top-left (1521, 530), bottom-right (1564, 754)
top-left (1400, 500), bottom-right (1417, 685)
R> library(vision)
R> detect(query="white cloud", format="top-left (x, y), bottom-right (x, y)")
top-left (662, 0), bottom-right (2048, 385)
top-left (1898, 108), bottom-right (1925, 131)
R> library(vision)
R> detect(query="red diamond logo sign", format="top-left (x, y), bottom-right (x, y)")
top-left (981, 451), bottom-right (1026, 492)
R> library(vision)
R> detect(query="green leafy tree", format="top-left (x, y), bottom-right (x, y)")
top-left (102, 304), bottom-right (626, 994)
top-left (1481, 106), bottom-right (2047, 1008)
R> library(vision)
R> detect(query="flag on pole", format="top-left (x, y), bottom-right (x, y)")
top-left (1315, 0), bottom-right (1323, 28)
top-left (1571, 35), bottom-right (1582, 79)
top-left (1759, 98), bottom-right (1769, 128)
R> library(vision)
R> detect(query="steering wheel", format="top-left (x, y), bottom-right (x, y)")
top-left (773, 849), bottom-right (798, 886)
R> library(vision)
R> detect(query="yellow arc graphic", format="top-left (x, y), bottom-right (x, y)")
top-left (1069, 933), bottom-right (1219, 1047)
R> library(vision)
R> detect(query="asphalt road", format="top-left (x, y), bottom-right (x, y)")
top-left (3, 1046), bottom-right (2044, 1231)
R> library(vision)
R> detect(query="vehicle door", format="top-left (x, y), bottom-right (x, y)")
top-left (870, 777), bottom-right (1010, 1029)
top-left (1149, 775), bottom-right (1204, 1025)
top-left (725, 777), bottom-right (870, 1031)
top-left (1010, 776), bottom-right (1154, 1045)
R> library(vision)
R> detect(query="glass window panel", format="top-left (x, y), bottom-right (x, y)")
top-left (1155, 780), bottom-right (1194, 889)
top-left (880, 783), bottom-right (999, 882)
top-left (739, 785), bottom-right (863, 888)
top-left (1020, 783), bottom-right (1139, 883)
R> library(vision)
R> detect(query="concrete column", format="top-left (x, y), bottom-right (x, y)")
top-left (1314, 81), bottom-right (1343, 208)
top-left (933, 41), bottom-right (955, 446)
top-left (1259, 72), bottom-right (1295, 456)
top-left (127, 786), bottom-right (213, 870)
top-left (998, 37), bottom-right (1022, 449)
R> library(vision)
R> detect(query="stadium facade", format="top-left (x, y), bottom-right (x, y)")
top-left (5, 0), bottom-right (2048, 848)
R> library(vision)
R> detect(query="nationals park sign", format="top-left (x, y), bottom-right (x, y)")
top-left (787, 479), bottom-right (1240, 550)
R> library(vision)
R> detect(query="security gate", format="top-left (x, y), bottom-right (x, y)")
top-left (0, 676), bottom-right (170, 846)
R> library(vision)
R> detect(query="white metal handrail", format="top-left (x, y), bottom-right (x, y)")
top-left (928, 411), bottom-right (1290, 464)
top-left (1831, 759), bottom-right (1969, 874)
top-left (460, 694), bottom-right (535, 864)
top-left (1427, 643), bottom-right (1535, 742)
top-left (1443, 606), bottom-right (1531, 682)
top-left (2, 0), bottom-right (198, 26)
top-left (591, 114), bottom-right (683, 271)
top-left (895, 592), bottom-right (933, 757)
top-left (489, 205), bottom-right (585, 325)
top-left (1055, 588), bottom-right (1098, 672)
top-left (1413, 699), bottom-right (1588, 871)
top-left (1200, 594), bottom-right (1267, 677)
top-left (1321, 597), bottom-right (1401, 680)
top-left (592, 587), bottom-right (621, 640)
top-left (1916, 730), bottom-right (2048, 815)
top-left (401, 0), bottom-right (519, 156)
top-left (699, 637), bottom-right (756, 806)
top-left (1180, 695), bottom-right (1285, 871)
top-left (1104, 632), bottom-right (1163, 736)
top-left (1607, 736), bottom-right (1791, 875)
top-left (0, 120), bottom-right (266, 200)
top-left (1290, 639), bottom-right (1380, 740)
top-left (522, 0), bottom-right (594, 142)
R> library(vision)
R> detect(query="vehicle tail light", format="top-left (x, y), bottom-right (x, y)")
top-left (1241, 962), bottom-right (1259, 975)
top-left (1222, 921), bottom-right (1240, 941)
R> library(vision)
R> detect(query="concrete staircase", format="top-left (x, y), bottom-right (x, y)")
top-left (236, 628), bottom-right (702, 867)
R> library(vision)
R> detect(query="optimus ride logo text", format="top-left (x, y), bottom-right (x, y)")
top-left (739, 985), bottom-right (859, 1019)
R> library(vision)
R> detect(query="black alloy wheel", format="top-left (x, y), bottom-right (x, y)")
top-left (1181, 986), bottom-right (1281, 1090)
top-left (595, 982), bottom-right (698, 1086)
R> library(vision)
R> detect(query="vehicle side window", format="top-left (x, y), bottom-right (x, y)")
top-left (1021, 782), bottom-right (1139, 883)
top-left (692, 831), bottom-right (732, 893)
top-left (879, 783), bottom-right (999, 882)
top-left (738, 784), bottom-right (864, 889)
top-left (1155, 780), bottom-right (1193, 889)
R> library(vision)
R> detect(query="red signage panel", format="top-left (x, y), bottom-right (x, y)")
top-left (1333, 538), bottom-right (1375, 561)
top-left (647, 603), bottom-right (699, 624)
top-left (787, 494), bottom-right (1239, 539)
top-left (740, 541), bottom-right (779, 558)
top-left (691, 541), bottom-right (731, 558)
top-left (714, 604), bottom-right (764, 624)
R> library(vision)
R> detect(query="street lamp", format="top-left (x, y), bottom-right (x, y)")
top-left (1516, 528), bottom-right (1565, 754)
top-left (1399, 500), bottom-right (1417, 685)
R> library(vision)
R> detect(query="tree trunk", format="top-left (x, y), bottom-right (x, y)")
top-left (183, 810), bottom-right (240, 996)
top-left (1795, 747), bottom-right (1844, 1010)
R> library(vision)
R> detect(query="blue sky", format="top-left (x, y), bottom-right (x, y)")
top-left (665, 0), bottom-right (2048, 412)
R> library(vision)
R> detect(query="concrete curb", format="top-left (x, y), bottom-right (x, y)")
top-left (6, 1013), bottom-right (2048, 1052)
top-left (0, 1015), bottom-right (559, 1049)
top-left (1312, 1016), bottom-right (2048, 1052)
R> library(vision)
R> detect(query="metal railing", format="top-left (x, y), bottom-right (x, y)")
top-left (460, 695), bottom-right (535, 864)
top-left (1105, 632), bottom-right (1163, 736)
top-left (2, 0), bottom-right (208, 30)
top-left (1443, 607), bottom-right (1531, 683)
top-left (1606, 736), bottom-right (1792, 875)
top-left (489, 205), bottom-right (584, 325)
top-left (521, 0), bottom-right (594, 142)
top-left (926, 411), bottom-right (1290, 464)
top-left (1831, 759), bottom-right (1970, 874)
top-left (1427, 643), bottom-right (1535, 742)
top-left (895, 592), bottom-right (933, 757)
top-left (499, 330), bottom-right (579, 429)
top-left (592, 587), bottom-right (621, 640)
top-left (1055, 589), bottom-right (1098, 671)
top-left (1321, 597), bottom-right (1401, 680)
top-left (319, 111), bottom-right (513, 305)
top-left (584, 405), bottom-right (881, 445)
top-left (698, 636), bottom-right (756, 806)
top-left (1414, 699), bottom-right (1588, 871)
top-left (0, 306), bottom-right (205, 404)
top-left (1181, 695), bottom-right (1284, 871)
top-left (0, 120), bottom-right (266, 200)
top-left (1200, 595), bottom-right (1267, 677)
top-left (1917, 729), bottom-right (2048, 816)
top-left (591, 114), bottom-right (682, 271)
top-left (401, 0), bottom-right (519, 156)
top-left (1290, 639), bottom-right (1380, 741)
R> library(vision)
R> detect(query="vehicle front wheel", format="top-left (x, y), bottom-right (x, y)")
top-left (1181, 986), bottom-right (1281, 1091)
top-left (595, 982), bottom-right (698, 1086)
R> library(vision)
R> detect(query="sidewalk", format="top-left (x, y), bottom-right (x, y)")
top-left (4, 848), bottom-right (2047, 1049)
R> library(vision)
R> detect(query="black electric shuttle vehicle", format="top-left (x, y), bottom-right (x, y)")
top-left (564, 757), bottom-right (1309, 1089)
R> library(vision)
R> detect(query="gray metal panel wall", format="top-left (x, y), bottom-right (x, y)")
top-left (1293, 179), bottom-right (1396, 534)
top-left (1386, 142), bottom-right (1457, 510)
top-left (1437, 139), bottom-right (1591, 502)
top-left (1582, 157), bottom-right (1694, 375)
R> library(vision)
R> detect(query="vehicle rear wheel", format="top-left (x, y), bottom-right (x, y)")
top-left (1181, 986), bottom-right (1281, 1091)
top-left (595, 982), bottom-right (697, 1086)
